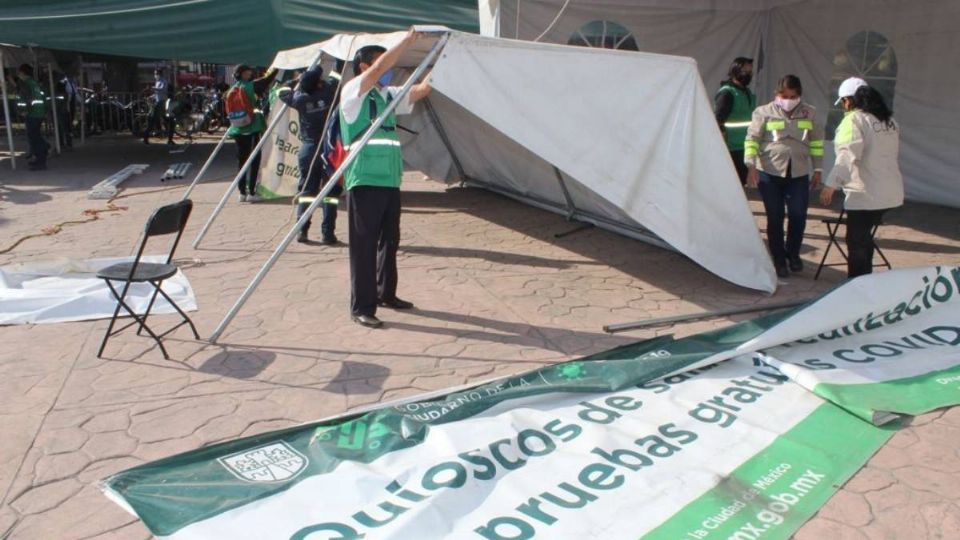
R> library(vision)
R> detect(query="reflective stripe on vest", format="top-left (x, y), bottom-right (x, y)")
top-left (718, 84), bottom-right (755, 151)
top-left (744, 140), bottom-right (760, 157)
top-left (797, 120), bottom-right (813, 131)
top-left (765, 120), bottom-right (786, 131)
top-left (345, 138), bottom-right (401, 151)
top-left (810, 139), bottom-right (825, 157)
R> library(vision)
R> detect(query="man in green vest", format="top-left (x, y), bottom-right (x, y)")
top-left (339, 29), bottom-right (431, 328)
top-left (714, 57), bottom-right (756, 185)
top-left (17, 64), bottom-right (49, 171)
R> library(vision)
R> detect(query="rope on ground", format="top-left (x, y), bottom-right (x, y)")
top-left (0, 202), bottom-right (129, 255)
top-left (0, 179), bottom-right (200, 256)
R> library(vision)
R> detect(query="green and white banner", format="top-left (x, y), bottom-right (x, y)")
top-left (101, 266), bottom-right (960, 540)
top-left (257, 105), bottom-right (302, 199)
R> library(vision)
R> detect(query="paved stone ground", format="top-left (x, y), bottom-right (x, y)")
top-left (0, 135), bottom-right (958, 539)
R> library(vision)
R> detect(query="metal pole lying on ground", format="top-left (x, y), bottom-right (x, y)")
top-left (0, 50), bottom-right (16, 170)
top-left (602, 300), bottom-right (810, 334)
top-left (180, 130), bottom-right (228, 200)
top-left (209, 33), bottom-right (450, 343)
top-left (192, 51), bottom-right (325, 248)
top-left (47, 64), bottom-right (61, 155)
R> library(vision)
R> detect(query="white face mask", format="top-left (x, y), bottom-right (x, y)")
top-left (776, 97), bottom-right (801, 112)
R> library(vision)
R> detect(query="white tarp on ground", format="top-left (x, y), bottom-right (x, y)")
top-left (0, 257), bottom-right (198, 325)
top-left (482, 0), bottom-right (960, 209)
top-left (269, 31), bottom-right (777, 293)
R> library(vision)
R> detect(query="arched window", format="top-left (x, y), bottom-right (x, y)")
top-left (827, 31), bottom-right (897, 139)
top-left (567, 20), bottom-right (638, 51)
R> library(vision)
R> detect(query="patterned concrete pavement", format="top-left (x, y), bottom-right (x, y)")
top-left (0, 136), bottom-right (958, 539)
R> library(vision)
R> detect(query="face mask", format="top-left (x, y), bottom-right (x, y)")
top-left (736, 73), bottom-right (752, 86)
top-left (377, 68), bottom-right (394, 87)
top-left (776, 97), bottom-right (801, 112)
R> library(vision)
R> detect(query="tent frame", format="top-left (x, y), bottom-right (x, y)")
top-left (209, 32), bottom-right (451, 343)
top-left (191, 51), bottom-right (325, 249)
top-left (1, 50), bottom-right (15, 170)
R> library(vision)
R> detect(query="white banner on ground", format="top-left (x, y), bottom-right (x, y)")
top-left (0, 256), bottom-right (197, 325)
top-left (258, 105), bottom-right (302, 199)
top-left (102, 266), bottom-right (960, 539)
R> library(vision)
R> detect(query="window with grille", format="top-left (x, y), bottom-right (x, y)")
top-left (827, 31), bottom-right (897, 139)
top-left (567, 20), bottom-right (638, 51)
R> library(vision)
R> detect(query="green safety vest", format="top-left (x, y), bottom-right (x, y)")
top-left (339, 87), bottom-right (402, 191)
top-left (21, 78), bottom-right (46, 119)
top-left (717, 83), bottom-right (755, 151)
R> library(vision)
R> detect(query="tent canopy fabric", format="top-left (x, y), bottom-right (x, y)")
top-left (481, 0), bottom-right (960, 209)
top-left (0, 0), bottom-right (478, 65)
top-left (271, 31), bottom-right (777, 292)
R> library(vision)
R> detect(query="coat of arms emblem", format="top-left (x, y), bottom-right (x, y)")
top-left (218, 442), bottom-right (308, 483)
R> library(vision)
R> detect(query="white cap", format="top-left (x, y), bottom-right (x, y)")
top-left (835, 77), bottom-right (868, 105)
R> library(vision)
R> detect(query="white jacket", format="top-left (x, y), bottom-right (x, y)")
top-left (826, 111), bottom-right (904, 210)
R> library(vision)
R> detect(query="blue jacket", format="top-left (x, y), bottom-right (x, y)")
top-left (278, 66), bottom-right (335, 140)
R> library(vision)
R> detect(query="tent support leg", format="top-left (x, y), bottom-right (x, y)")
top-left (181, 130), bottom-right (228, 200)
top-left (463, 176), bottom-right (673, 251)
top-left (423, 97), bottom-right (466, 181)
top-left (208, 33), bottom-right (451, 344)
top-left (0, 51), bottom-right (15, 170)
top-left (48, 64), bottom-right (61, 155)
top-left (553, 166), bottom-right (576, 219)
top-left (555, 222), bottom-right (593, 238)
top-left (79, 56), bottom-right (85, 146)
top-left (192, 51), bottom-right (326, 249)
top-left (603, 300), bottom-right (809, 334)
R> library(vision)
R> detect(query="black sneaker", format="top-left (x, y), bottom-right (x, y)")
top-left (775, 260), bottom-right (789, 278)
top-left (320, 234), bottom-right (338, 245)
top-left (297, 230), bottom-right (309, 243)
top-left (788, 256), bottom-right (804, 273)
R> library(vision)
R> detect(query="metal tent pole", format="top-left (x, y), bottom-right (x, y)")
top-left (0, 50), bottom-right (15, 170)
top-left (422, 96), bottom-right (466, 180)
top-left (180, 130), bottom-right (228, 200)
top-left (79, 56), bottom-right (85, 145)
top-left (47, 64), bottom-right (61, 155)
top-left (192, 51), bottom-right (325, 248)
top-left (209, 33), bottom-right (450, 343)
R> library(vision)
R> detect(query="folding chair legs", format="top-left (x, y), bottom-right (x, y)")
top-left (136, 284), bottom-right (162, 336)
top-left (815, 213), bottom-right (892, 280)
top-left (154, 283), bottom-right (200, 340)
top-left (98, 278), bottom-right (197, 359)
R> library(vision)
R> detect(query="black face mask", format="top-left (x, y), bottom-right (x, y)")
top-left (736, 73), bottom-right (753, 86)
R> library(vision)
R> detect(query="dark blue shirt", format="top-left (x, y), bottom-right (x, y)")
top-left (279, 78), bottom-right (334, 140)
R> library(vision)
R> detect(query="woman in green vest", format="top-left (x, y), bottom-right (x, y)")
top-left (227, 65), bottom-right (277, 202)
top-left (714, 57), bottom-right (756, 185)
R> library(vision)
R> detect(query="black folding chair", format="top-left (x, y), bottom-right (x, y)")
top-left (97, 199), bottom-right (199, 359)
top-left (814, 208), bottom-right (892, 280)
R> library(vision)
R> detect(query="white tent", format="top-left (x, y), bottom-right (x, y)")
top-left (271, 31), bottom-right (777, 293)
top-left (480, 0), bottom-right (960, 209)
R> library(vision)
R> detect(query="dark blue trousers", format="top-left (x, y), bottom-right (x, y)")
top-left (296, 137), bottom-right (341, 237)
top-left (25, 117), bottom-right (49, 166)
top-left (757, 171), bottom-right (809, 263)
